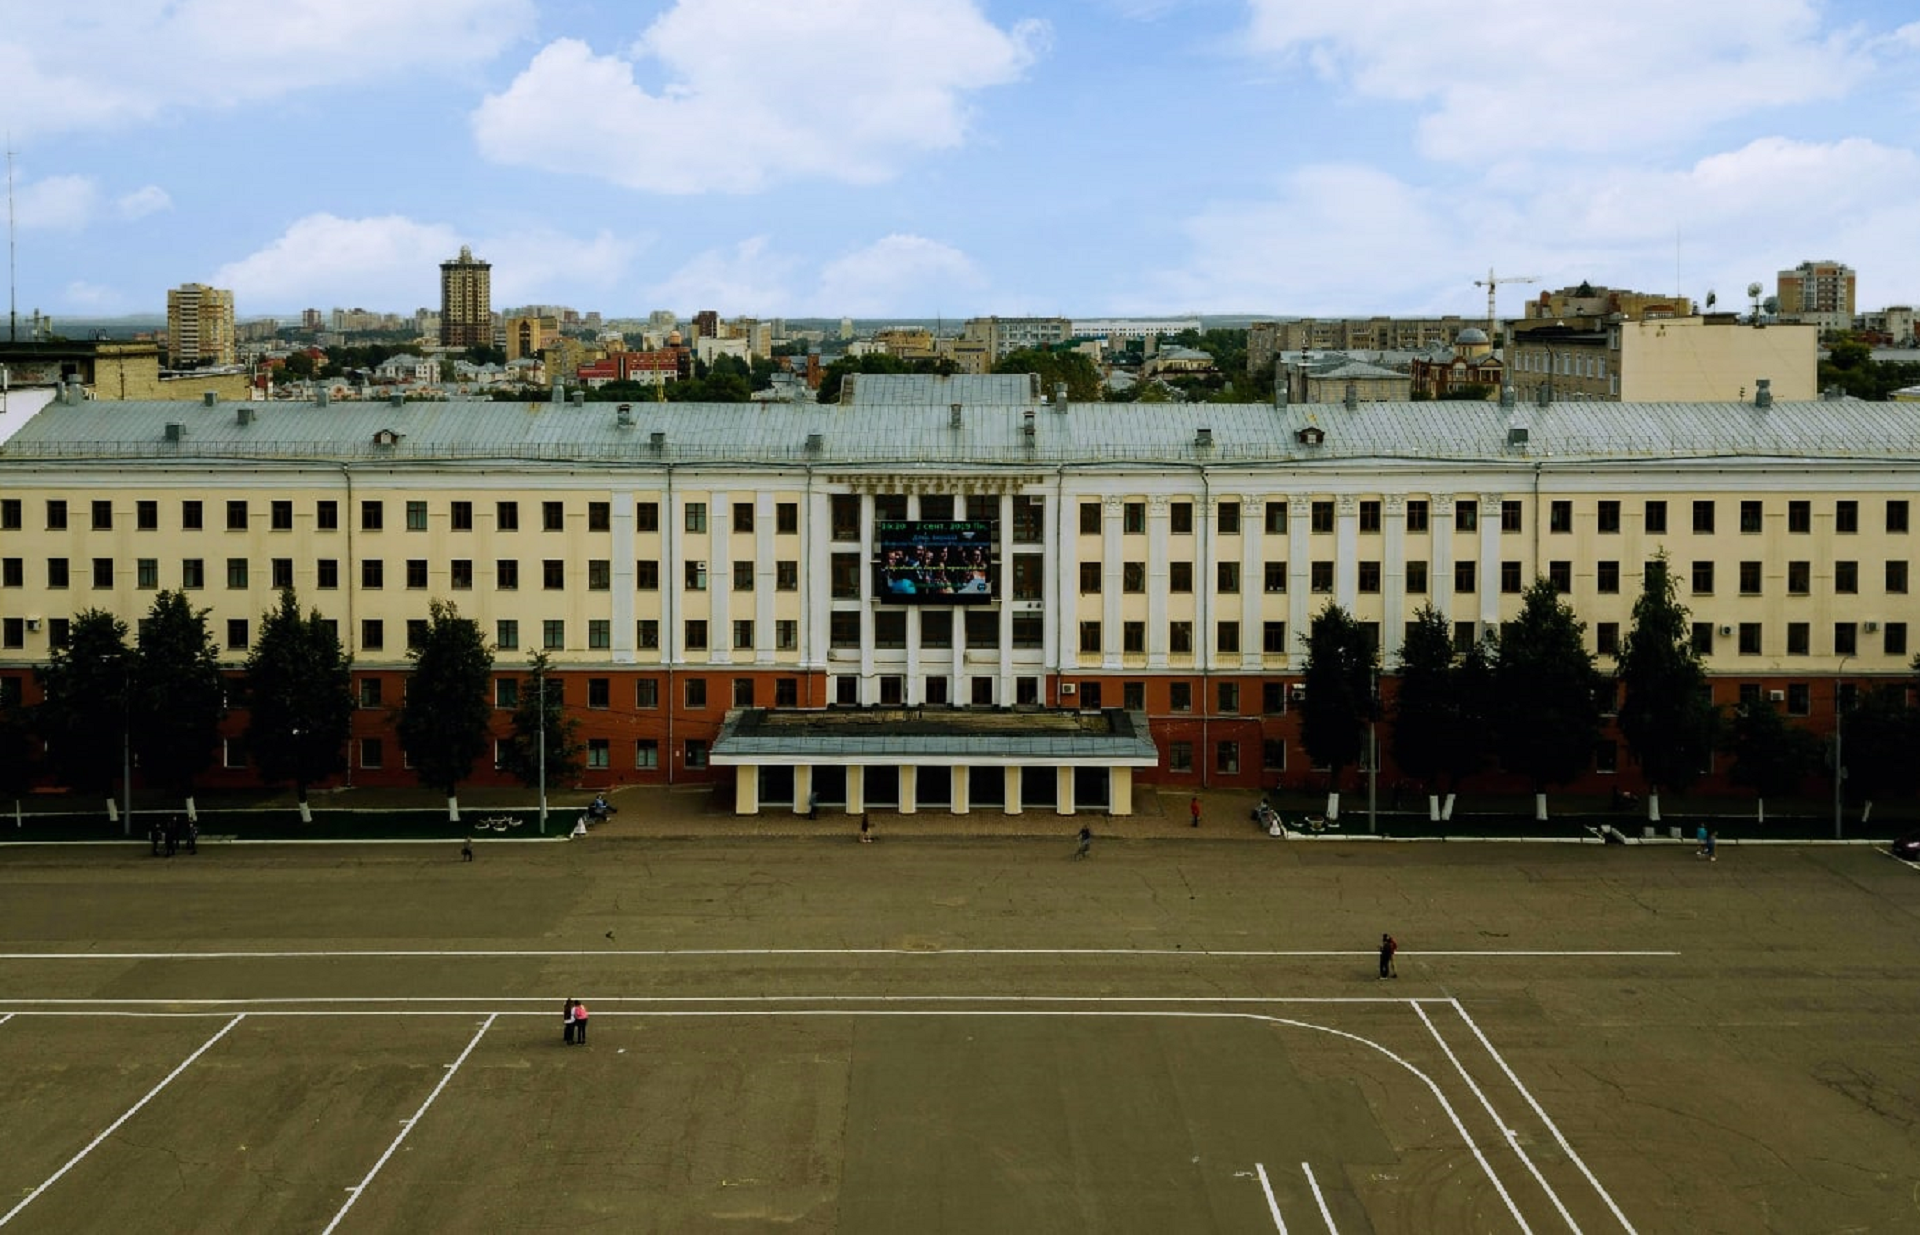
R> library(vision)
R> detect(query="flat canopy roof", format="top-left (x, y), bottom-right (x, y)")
top-left (712, 707), bottom-right (1162, 767)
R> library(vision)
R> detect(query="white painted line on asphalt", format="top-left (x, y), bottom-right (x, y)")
top-left (1449, 1000), bottom-right (1637, 1235)
top-left (1300, 1163), bottom-right (1337, 1233)
top-left (0, 994), bottom-right (1458, 1008)
top-left (0, 1013), bottom-right (11, 1027)
top-left (321, 1013), bottom-right (495, 1235)
top-left (0, 1014), bottom-right (244, 1229)
top-left (0, 947), bottom-right (1681, 960)
top-left (1415, 1002), bottom-right (1576, 1233)
top-left (1255, 1162), bottom-right (1290, 1233)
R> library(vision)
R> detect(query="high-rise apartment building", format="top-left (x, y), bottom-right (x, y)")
top-left (1776, 260), bottom-right (1855, 332)
top-left (439, 246), bottom-right (493, 348)
top-left (164, 283), bottom-right (236, 367)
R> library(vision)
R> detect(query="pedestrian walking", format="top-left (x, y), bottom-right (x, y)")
top-left (1705, 829), bottom-right (1718, 862)
top-left (1190, 796), bottom-right (1201, 828)
top-left (185, 818), bottom-right (197, 854)
top-left (461, 836), bottom-right (474, 862)
top-left (1695, 823), bottom-right (1709, 858)
top-left (1073, 825), bottom-right (1092, 859)
top-left (562, 998), bottom-right (577, 1045)
top-left (858, 815), bottom-right (872, 844)
top-left (807, 790), bottom-right (818, 820)
top-left (573, 1000), bottom-right (589, 1044)
top-left (149, 820), bottom-right (163, 857)
top-left (1378, 933), bottom-right (1398, 979)
top-left (163, 819), bottom-right (178, 858)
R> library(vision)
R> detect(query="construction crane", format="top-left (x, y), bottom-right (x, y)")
top-left (1473, 268), bottom-right (1538, 342)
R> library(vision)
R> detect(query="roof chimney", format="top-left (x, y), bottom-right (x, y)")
top-left (1195, 426), bottom-right (1214, 450)
top-left (949, 402), bottom-right (963, 429)
top-left (1343, 382), bottom-right (1358, 410)
top-left (202, 391), bottom-right (218, 407)
top-left (1754, 378), bottom-right (1772, 409)
top-left (1052, 382), bottom-right (1068, 409)
top-left (1499, 384), bottom-right (1516, 409)
top-left (315, 387), bottom-right (330, 407)
top-left (616, 403), bottom-right (634, 427)
top-left (1536, 384), bottom-right (1552, 408)
top-left (236, 406), bottom-right (255, 426)
top-left (388, 393), bottom-right (404, 408)
top-left (570, 390), bottom-right (585, 406)
top-left (649, 430), bottom-right (666, 451)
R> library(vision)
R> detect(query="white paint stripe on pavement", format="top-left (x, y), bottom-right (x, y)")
top-left (1301, 1162), bottom-right (1338, 1233)
top-left (1255, 1163), bottom-right (1289, 1234)
top-left (0, 947), bottom-right (1680, 960)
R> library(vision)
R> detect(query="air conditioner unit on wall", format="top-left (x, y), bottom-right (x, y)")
top-left (1865, 621), bottom-right (1879, 633)
top-left (1767, 690), bottom-right (1785, 702)
top-left (1718, 625), bottom-right (1733, 636)
top-left (1060, 683), bottom-right (1076, 697)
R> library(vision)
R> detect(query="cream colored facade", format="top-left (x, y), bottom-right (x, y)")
top-left (505, 315), bottom-right (560, 362)
top-left (1509, 316), bottom-right (1817, 402)
top-left (165, 283), bottom-right (236, 367)
top-left (439, 246), bottom-right (492, 348)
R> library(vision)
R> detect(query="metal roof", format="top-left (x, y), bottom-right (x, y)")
top-left (4, 393), bottom-right (1919, 468)
top-left (841, 372), bottom-right (1038, 405)
top-left (711, 707), bottom-right (1162, 764)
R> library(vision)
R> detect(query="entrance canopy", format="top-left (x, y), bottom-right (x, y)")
top-left (711, 707), bottom-right (1161, 769)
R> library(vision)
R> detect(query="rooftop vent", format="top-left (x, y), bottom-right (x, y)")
top-left (616, 403), bottom-right (634, 427)
top-left (1344, 382), bottom-right (1358, 410)
top-left (805, 432), bottom-right (823, 453)
top-left (1499, 384), bottom-right (1516, 409)
top-left (570, 391), bottom-right (585, 406)
top-left (202, 391), bottom-right (218, 407)
top-left (1508, 426), bottom-right (1530, 447)
top-left (315, 387), bottom-right (330, 407)
top-left (236, 406), bottom-right (255, 426)
top-left (1021, 408), bottom-right (1035, 437)
top-left (1195, 427), bottom-right (1214, 449)
top-left (388, 393), bottom-right (404, 408)
top-left (164, 422), bottom-right (185, 442)
top-left (1823, 384), bottom-right (1845, 401)
top-left (649, 430), bottom-right (666, 451)
top-left (1754, 378), bottom-right (1773, 409)
top-left (950, 402), bottom-right (963, 429)
top-left (1053, 382), bottom-right (1068, 410)
top-left (1536, 384), bottom-right (1552, 408)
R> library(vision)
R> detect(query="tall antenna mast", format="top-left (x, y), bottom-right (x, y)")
top-left (7, 136), bottom-right (17, 343)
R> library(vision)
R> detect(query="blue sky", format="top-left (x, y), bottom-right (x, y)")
top-left (4, 0), bottom-right (1919, 321)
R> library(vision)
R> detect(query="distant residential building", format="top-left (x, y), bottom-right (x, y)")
top-left (1281, 353), bottom-right (1415, 403)
top-left (1070, 318), bottom-right (1201, 343)
top-left (506, 315), bottom-right (560, 362)
top-left (1509, 315), bottom-right (1817, 402)
top-left (692, 309), bottom-right (720, 341)
top-left (1523, 284), bottom-right (1692, 322)
top-left (872, 327), bottom-right (938, 360)
top-left (647, 309), bottom-right (679, 333)
top-left (1406, 329), bottom-right (1503, 400)
top-left (1855, 305), bottom-right (1914, 347)
top-left (694, 336), bottom-right (751, 367)
top-left (165, 283), bottom-right (236, 367)
top-left (577, 349), bottom-right (686, 388)
top-left (439, 245), bottom-right (493, 348)
top-left (1776, 260), bottom-right (1855, 333)
top-left (962, 316), bottom-right (1072, 359)
top-left (300, 308), bottom-right (324, 331)
top-left (1140, 346), bottom-right (1218, 381)
top-left (1249, 317), bottom-right (1473, 377)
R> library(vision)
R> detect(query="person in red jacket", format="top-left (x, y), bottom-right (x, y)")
top-left (573, 1000), bottom-right (590, 1044)
top-left (1189, 796), bottom-right (1201, 828)
top-left (1378, 934), bottom-right (1398, 979)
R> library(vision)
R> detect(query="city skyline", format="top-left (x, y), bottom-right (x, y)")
top-left (4, 1), bottom-right (1919, 321)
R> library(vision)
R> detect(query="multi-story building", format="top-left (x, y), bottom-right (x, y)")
top-left (1507, 315), bottom-right (1817, 402)
top-left (3, 384), bottom-right (1912, 812)
top-left (165, 283), bottom-right (236, 367)
top-left (1249, 318), bottom-right (1474, 377)
top-left (439, 246), bottom-right (493, 349)
top-left (1072, 319), bottom-right (1202, 344)
top-left (963, 316), bottom-right (1072, 359)
top-left (871, 327), bottom-right (938, 360)
top-left (1523, 285), bottom-right (1691, 323)
top-left (505, 316), bottom-right (560, 363)
top-left (1776, 260), bottom-right (1856, 333)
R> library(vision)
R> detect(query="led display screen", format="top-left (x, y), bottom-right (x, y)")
top-left (873, 520), bottom-right (996, 603)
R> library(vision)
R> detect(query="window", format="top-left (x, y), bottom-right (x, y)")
top-left (585, 739), bottom-right (610, 771)
top-left (406, 500), bottom-right (428, 531)
top-left (1690, 561), bottom-right (1713, 595)
top-left (497, 501), bottom-right (519, 531)
top-left (1836, 500), bottom-right (1858, 533)
top-left (362, 619), bottom-right (384, 650)
top-left (688, 740), bottom-right (712, 769)
top-left (181, 558), bottom-right (204, 589)
top-left (729, 560), bottom-right (753, 592)
top-left (360, 738), bottom-right (383, 770)
top-left (1080, 562), bottom-right (1102, 594)
top-left (1404, 500), bottom-right (1428, 533)
top-left (683, 620), bottom-right (707, 651)
top-left (1501, 500), bottom-right (1522, 533)
top-left (82, 498), bottom-right (112, 531)
top-left (1406, 561), bottom-right (1428, 593)
top-left (496, 559), bottom-right (519, 590)
top-left (1885, 622), bottom-right (1908, 656)
top-left (776, 502), bottom-right (798, 534)
top-left (1787, 500), bottom-right (1810, 533)
top-left (637, 678), bottom-right (659, 708)
top-left (1596, 561), bottom-right (1620, 594)
top-left (831, 553), bottom-right (859, 598)
top-left (1264, 562), bottom-right (1287, 593)
top-left (90, 557), bottom-right (113, 589)
top-left (635, 501), bottom-right (658, 532)
top-left (1218, 562), bottom-right (1241, 594)
top-left (1455, 500), bottom-right (1477, 532)
top-left (451, 501), bottom-right (473, 531)
top-left (1217, 621), bottom-right (1240, 654)
top-left (1311, 501), bottom-right (1335, 533)
top-left (873, 494), bottom-right (907, 522)
top-left (360, 678), bottom-right (384, 708)
top-left (965, 610), bottom-right (999, 647)
top-left (1, 619), bottom-right (19, 649)
top-left (1644, 500), bottom-right (1667, 534)
top-left (1169, 741), bottom-right (1193, 772)
top-left (407, 560), bottom-right (429, 589)
top-left (1079, 501), bottom-right (1101, 535)
top-left (1010, 554), bottom-right (1043, 600)
top-left (1169, 622), bottom-right (1193, 655)
top-left (1169, 682), bottom-right (1192, 712)
top-left (406, 619), bottom-right (429, 649)
top-left (1594, 741), bottom-right (1618, 775)
top-left (773, 560), bottom-right (798, 592)
top-left (0, 499), bottom-right (18, 530)
top-left (495, 679), bottom-right (518, 708)
top-left (1265, 503), bottom-right (1289, 534)
top-left (315, 500), bottom-right (337, 530)
top-left (1888, 561), bottom-right (1909, 594)
top-left (1834, 623), bottom-right (1858, 656)
top-left (1691, 623), bottom-right (1713, 655)
top-left (136, 558), bottom-right (158, 589)
top-left (1357, 561), bottom-right (1380, 593)
top-left (271, 558), bottom-right (294, 589)
top-left (1012, 614), bottom-right (1044, 649)
top-left (588, 678), bottom-right (610, 708)
top-left (1888, 500), bottom-right (1910, 533)
top-left (1692, 501), bottom-right (1714, 534)
top-left (732, 619), bottom-right (756, 651)
top-left (1359, 500), bottom-right (1381, 533)
top-left (543, 501), bottom-right (565, 532)
top-left (362, 559), bottom-right (384, 589)
top-left (685, 561), bottom-right (707, 591)
top-left (1549, 500), bottom-right (1572, 533)
top-left (635, 739), bottom-right (659, 769)
top-left (1216, 741), bottom-right (1240, 774)
top-left (1169, 561), bottom-right (1193, 593)
top-left (1739, 561), bottom-right (1762, 595)
top-left (829, 613), bottom-right (861, 649)
top-left (1011, 495), bottom-right (1043, 543)
top-left (1787, 683), bottom-right (1811, 716)
top-left (537, 559), bottom-right (563, 590)
top-left (1454, 561), bottom-right (1476, 593)
top-left (225, 618), bottom-right (248, 650)
top-left (220, 500), bottom-right (246, 531)
top-left (1740, 501), bottom-right (1762, 533)
top-left (589, 501), bottom-right (611, 532)
top-left (543, 620), bottom-right (566, 650)
top-left (722, 501), bottom-right (751, 535)
top-left (1218, 501), bottom-right (1241, 534)
top-left (1123, 502), bottom-right (1145, 534)
top-left (874, 612), bottom-right (905, 648)
top-left (1738, 623), bottom-right (1761, 655)
top-left (685, 678), bottom-right (708, 709)
top-left (685, 502), bottom-right (707, 533)
top-left (1787, 561), bottom-right (1810, 594)
top-left (1263, 738), bottom-right (1287, 770)
top-left (47, 618), bottom-right (69, 649)
top-left (227, 558), bottom-right (249, 589)
top-left (360, 500), bottom-right (382, 531)
top-left (1597, 500), bottom-right (1620, 533)
top-left (636, 620), bottom-right (659, 649)
top-left (1123, 561), bottom-right (1147, 593)
top-left (588, 620), bottom-right (610, 650)
top-left (1787, 623), bottom-right (1810, 655)
top-left (921, 611), bottom-right (951, 648)
top-left (1835, 561), bottom-right (1857, 594)
top-left (1123, 621), bottom-right (1145, 654)
top-left (1596, 622), bottom-right (1619, 656)
top-left (43, 558), bottom-right (67, 589)
top-left (1310, 561), bottom-right (1333, 593)
top-left (1260, 622), bottom-right (1287, 655)
top-left (496, 620), bottom-right (518, 650)
top-left (1079, 621), bottom-right (1102, 654)
top-left (1548, 561), bottom-right (1571, 593)
top-left (450, 560), bottom-right (472, 590)
top-left (1500, 561), bottom-right (1522, 593)
top-left (181, 500), bottom-right (203, 530)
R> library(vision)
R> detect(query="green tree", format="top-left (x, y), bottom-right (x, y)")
top-left (1615, 556), bottom-right (1718, 820)
top-left (279, 350), bottom-right (316, 380)
top-left (992, 347), bottom-right (1102, 401)
top-left (1838, 685), bottom-right (1915, 822)
top-left (1723, 699), bottom-right (1819, 822)
top-left (33, 609), bottom-right (132, 802)
top-left (497, 652), bottom-right (583, 800)
top-left (0, 685), bottom-right (39, 820)
top-left (1299, 603), bottom-right (1377, 821)
top-left (395, 599), bottom-right (495, 816)
top-left (244, 589), bottom-right (354, 813)
top-left (464, 343), bottom-right (507, 367)
top-left (131, 591), bottom-right (226, 808)
top-left (1391, 605), bottom-right (1489, 820)
top-left (1493, 578), bottom-right (1606, 820)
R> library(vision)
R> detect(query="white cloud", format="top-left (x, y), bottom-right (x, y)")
top-left (472, 1), bottom-right (1046, 193)
top-left (812, 235), bottom-right (986, 317)
top-left (1242, 0), bottom-right (1872, 161)
top-left (212, 213), bottom-right (642, 311)
top-left (13, 175), bottom-right (101, 230)
top-left (115, 186), bottom-right (172, 221)
top-left (60, 281), bottom-right (129, 310)
top-left (0, 0), bottom-right (534, 139)
top-left (645, 237), bottom-right (802, 315)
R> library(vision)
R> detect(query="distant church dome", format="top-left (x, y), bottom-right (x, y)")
top-left (667, 330), bottom-right (684, 345)
top-left (1456, 327), bottom-right (1489, 345)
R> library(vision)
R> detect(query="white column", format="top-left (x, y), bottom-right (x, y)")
top-left (1054, 489), bottom-right (1077, 681)
top-left (665, 492), bottom-right (686, 664)
top-left (1055, 765), bottom-right (1075, 816)
top-left (1110, 767), bottom-right (1134, 816)
top-left (1240, 495), bottom-right (1262, 671)
top-left (951, 764), bottom-right (971, 815)
top-left (1147, 495), bottom-right (1171, 667)
top-left (1198, 497), bottom-right (1217, 672)
top-left (612, 489), bottom-right (636, 664)
top-left (845, 766), bottom-right (865, 815)
top-left (905, 493), bottom-right (921, 702)
top-left (805, 490), bottom-right (832, 671)
top-left (1288, 496), bottom-right (1310, 643)
top-left (755, 490), bottom-right (776, 665)
top-left (1003, 766), bottom-right (1023, 815)
top-left (1040, 489), bottom-right (1059, 679)
top-left (998, 491), bottom-right (1015, 702)
top-left (1335, 495), bottom-right (1359, 608)
top-left (792, 764), bottom-right (813, 816)
top-left (708, 489), bottom-right (732, 665)
top-left (1382, 495), bottom-right (1406, 668)
top-left (899, 764), bottom-right (918, 815)
top-left (1478, 493), bottom-right (1502, 628)
top-left (734, 764), bottom-right (758, 815)
top-left (1431, 492), bottom-right (1455, 624)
